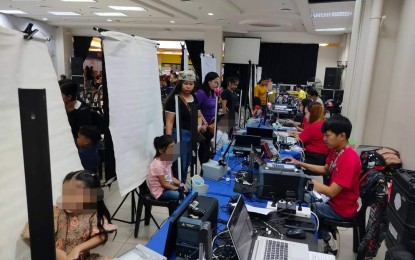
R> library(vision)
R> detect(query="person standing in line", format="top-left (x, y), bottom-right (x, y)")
top-left (164, 70), bottom-right (206, 183)
top-left (195, 72), bottom-right (220, 174)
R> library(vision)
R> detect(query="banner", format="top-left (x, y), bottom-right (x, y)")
top-left (102, 31), bottom-right (163, 196)
top-left (200, 53), bottom-right (217, 81)
top-left (0, 27), bottom-right (82, 259)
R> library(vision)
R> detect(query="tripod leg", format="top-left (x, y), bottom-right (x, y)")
top-left (134, 196), bottom-right (144, 238)
top-left (111, 192), bottom-right (130, 220)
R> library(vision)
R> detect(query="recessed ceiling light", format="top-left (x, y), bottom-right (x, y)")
top-left (94, 12), bottom-right (127, 17)
top-left (107, 19), bottom-right (112, 22)
top-left (0, 10), bottom-right (28, 14)
top-left (48, 11), bottom-right (81, 16)
top-left (42, 18), bottom-right (48, 21)
top-left (60, 0), bottom-right (96, 2)
top-left (170, 20), bottom-right (175, 23)
top-left (315, 28), bottom-right (346, 32)
top-left (208, 13), bottom-right (214, 16)
top-left (108, 6), bottom-right (146, 11)
top-left (319, 43), bottom-right (329, 47)
top-left (311, 11), bottom-right (353, 18)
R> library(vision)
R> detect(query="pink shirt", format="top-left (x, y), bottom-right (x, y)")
top-left (146, 158), bottom-right (173, 199)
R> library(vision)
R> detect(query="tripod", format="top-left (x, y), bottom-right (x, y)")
top-left (111, 189), bottom-right (140, 224)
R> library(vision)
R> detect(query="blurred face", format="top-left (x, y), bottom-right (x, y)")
top-left (323, 130), bottom-right (344, 149)
top-left (208, 77), bottom-right (220, 90)
top-left (61, 93), bottom-right (72, 104)
top-left (60, 180), bottom-right (100, 213)
top-left (159, 142), bottom-right (175, 162)
top-left (261, 79), bottom-right (270, 86)
top-left (229, 81), bottom-right (239, 91)
top-left (180, 81), bottom-right (195, 95)
top-left (76, 133), bottom-right (91, 148)
top-left (304, 107), bottom-right (310, 121)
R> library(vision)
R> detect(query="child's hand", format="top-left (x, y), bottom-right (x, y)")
top-left (67, 247), bottom-right (81, 260)
top-left (183, 185), bottom-right (188, 193)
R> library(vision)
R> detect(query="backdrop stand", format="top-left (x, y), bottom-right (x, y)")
top-left (110, 189), bottom-right (139, 224)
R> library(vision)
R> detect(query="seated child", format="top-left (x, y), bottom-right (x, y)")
top-left (252, 96), bottom-right (263, 118)
top-left (77, 126), bottom-right (101, 174)
top-left (147, 135), bottom-right (191, 200)
top-left (23, 170), bottom-right (117, 260)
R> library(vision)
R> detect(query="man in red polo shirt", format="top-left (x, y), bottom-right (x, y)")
top-left (285, 115), bottom-right (361, 255)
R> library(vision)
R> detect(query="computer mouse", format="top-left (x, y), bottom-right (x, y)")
top-left (286, 228), bottom-right (306, 239)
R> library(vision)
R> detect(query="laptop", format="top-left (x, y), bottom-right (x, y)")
top-left (234, 134), bottom-right (261, 152)
top-left (246, 127), bottom-right (274, 140)
top-left (227, 196), bottom-right (309, 260)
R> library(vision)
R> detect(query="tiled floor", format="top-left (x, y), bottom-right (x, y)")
top-left (92, 181), bottom-right (388, 259)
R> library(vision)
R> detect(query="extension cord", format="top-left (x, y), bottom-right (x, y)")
top-left (295, 206), bottom-right (311, 218)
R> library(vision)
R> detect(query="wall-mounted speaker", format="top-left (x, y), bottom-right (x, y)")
top-left (324, 67), bottom-right (342, 90)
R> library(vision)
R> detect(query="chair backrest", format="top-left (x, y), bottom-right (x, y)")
top-left (138, 181), bottom-right (150, 195)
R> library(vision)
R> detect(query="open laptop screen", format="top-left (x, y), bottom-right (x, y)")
top-left (246, 127), bottom-right (273, 139)
top-left (227, 196), bottom-right (253, 260)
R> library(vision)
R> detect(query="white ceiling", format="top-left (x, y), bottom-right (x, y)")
top-left (0, 0), bottom-right (355, 36)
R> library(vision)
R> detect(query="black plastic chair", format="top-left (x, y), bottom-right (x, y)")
top-left (320, 204), bottom-right (367, 254)
top-left (134, 182), bottom-right (179, 238)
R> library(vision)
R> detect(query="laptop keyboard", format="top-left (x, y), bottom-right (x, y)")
top-left (264, 239), bottom-right (288, 260)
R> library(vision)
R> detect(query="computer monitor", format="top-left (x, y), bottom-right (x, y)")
top-left (321, 89), bottom-right (334, 101)
top-left (164, 192), bottom-right (199, 256)
top-left (234, 134), bottom-right (261, 147)
top-left (257, 168), bottom-right (308, 201)
top-left (279, 85), bottom-right (291, 93)
top-left (246, 127), bottom-right (273, 139)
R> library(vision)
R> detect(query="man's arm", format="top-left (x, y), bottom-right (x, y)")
top-left (313, 181), bottom-right (343, 198)
top-left (284, 157), bottom-right (329, 175)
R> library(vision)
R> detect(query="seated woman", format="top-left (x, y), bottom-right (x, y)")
top-left (287, 98), bottom-right (312, 132)
top-left (147, 135), bottom-right (190, 200)
top-left (252, 97), bottom-right (264, 118)
top-left (293, 102), bottom-right (329, 183)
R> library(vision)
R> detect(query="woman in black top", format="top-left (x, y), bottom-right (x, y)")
top-left (164, 70), bottom-right (206, 183)
top-left (221, 76), bottom-right (239, 116)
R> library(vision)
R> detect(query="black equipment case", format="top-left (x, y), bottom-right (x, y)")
top-left (387, 169), bottom-right (415, 247)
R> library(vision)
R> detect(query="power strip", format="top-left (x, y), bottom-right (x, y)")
top-left (295, 206), bottom-right (311, 218)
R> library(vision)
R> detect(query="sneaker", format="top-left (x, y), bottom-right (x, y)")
top-left (323, 235), bottom-right (338, 256)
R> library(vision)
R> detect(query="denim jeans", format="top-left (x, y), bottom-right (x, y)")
top-left (312, 202), bottom-right (352, 240)
top-left (172, 128), bottom-right (191, 183)
top-left (159, 184), bottom-right (191, 200)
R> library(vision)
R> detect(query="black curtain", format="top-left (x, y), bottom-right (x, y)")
top-left (258, 43), bottom-right (319, 84)
top-left (223, 63), bottom-right (251, 105)
top-left (73, 36), bottom-right (93, 61)
top-left (185, 40), bottom-right (204, 86)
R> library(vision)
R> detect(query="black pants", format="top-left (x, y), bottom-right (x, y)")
top-left (198, 133), bottom-right (212, 176)
top-left (304, 151), bottom-right (329, 185)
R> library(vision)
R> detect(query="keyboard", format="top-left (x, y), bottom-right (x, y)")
top-left (264, 239), bottom-right (288, 260)
top-left (265, 163), bottom-right (296, 171)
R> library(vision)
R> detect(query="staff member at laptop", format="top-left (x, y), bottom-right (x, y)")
top-left (293, 102), bottom-right (329, 184)
top-left (284, 115), bottom-right (361, 255)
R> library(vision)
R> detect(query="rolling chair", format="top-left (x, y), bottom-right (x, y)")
top-left (320, 204), bottom-right (366, 255)
top-left (134, 181), bottom-right (179, 238)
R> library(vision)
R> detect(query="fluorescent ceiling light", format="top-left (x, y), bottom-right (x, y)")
top-left (42, 18), bottom-right (48, 21)
top-left (312, 11), bottom-right (352, 18)
top-left (108, 6), bottom-right (146, 11)
top-left (315, 28), bottom-right (346, 32)
top-left (208, 13), bottom-right (214, 16)
top-left (60, 0), bottom-right (96, 2)
top-left (48, 11), bottom-right (81, 16)
top-left (94, 12), bottom-right (126, 17)
top-left (107, 19), bottom-right (112, 22)
top-left (0, 10), bottom-right (28, 14)
top-left (170, 20), bottom-right (175, 23)
top-left (319, 43), bottom-right (329, 47)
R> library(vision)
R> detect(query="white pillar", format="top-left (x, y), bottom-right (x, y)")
top-left (55, 27), bottom-right (73, 78)
top-left (204, 27), bottom-right (223, 74)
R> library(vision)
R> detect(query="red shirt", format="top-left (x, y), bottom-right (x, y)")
top-left (299, 121), bottom-right (329, 155)
top-left (326, 146), bottom-right (361, 218)
top-left (302, 117), bottom-right (308, 129)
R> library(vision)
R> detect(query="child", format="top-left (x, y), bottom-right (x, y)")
top-left (213, 116), bottom-right (230, 152)
top-left (77, 126), bottom-right (101, 174)
top-left (252, 96), bottom-right (263, 118)
top-left (147, 135), bottom-right (191, 200)
top-left (57, 170), bottom-right (117, 260)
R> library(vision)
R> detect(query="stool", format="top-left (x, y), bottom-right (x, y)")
top-left (320, 205), bottom-right (366, 254)
top-left (134, 182), bottom-right (178, 238)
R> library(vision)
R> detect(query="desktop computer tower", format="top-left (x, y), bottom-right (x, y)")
top-left (176, 195), bottom-right (218, 259)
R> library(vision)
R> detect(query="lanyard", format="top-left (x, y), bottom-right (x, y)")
top-left (328, 145), bottom-right (350, 176)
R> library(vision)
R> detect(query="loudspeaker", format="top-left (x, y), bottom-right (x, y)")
top-left (324, 67), bottom-right (342, 89)
top-left (18, 89), bottom-right (56, 260)
top-left (334, 89), bottom-right (344, 103)
top-left (71, 57), bottom-right (84, 75)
